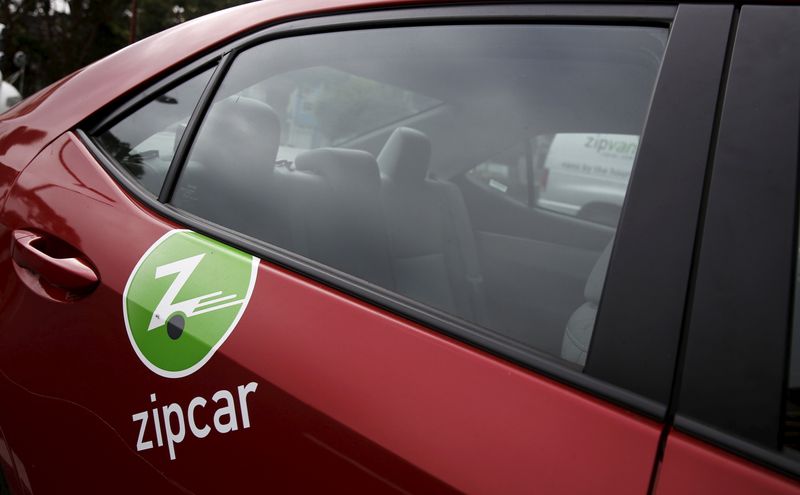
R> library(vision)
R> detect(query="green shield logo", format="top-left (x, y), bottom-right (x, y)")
top-left (123, 230), bottom-right (258, 378)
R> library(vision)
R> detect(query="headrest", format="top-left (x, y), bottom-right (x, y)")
top-left (377, 127), bottom-right (432, 183)
top-left (192, 96), bottom-right (281, 175)
top-left (295, 148), bottom-right (380, 191)
top-left (585, 238), bottom-right (614, 304)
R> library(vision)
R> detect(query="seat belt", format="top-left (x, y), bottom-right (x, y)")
top-left (438, 180), bottom-right (489, 326)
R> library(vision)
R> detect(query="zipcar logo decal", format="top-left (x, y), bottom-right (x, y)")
top-left (147, 254), bottom-right (247, 332)
top-left (125, 230), bottom-right (260, 460)
top-left (123, 229), bottom-right (258, 378)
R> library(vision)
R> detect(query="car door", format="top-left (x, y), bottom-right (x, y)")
top-left (0, 4), bottom-right (732, 494)
top-left (654, 5), bottom-right (800, 494)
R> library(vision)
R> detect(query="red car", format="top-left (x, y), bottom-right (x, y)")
top-left (0, 1), bottom-right (798, 493)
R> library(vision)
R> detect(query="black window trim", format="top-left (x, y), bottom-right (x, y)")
top-left (584, 3), bottom-right (734, 404)
top-left (158, 51), bottom-right (234, 202)
top-left (671, 4), bottom-right (800, 480)
top-left (78, 4), bottom-right (691, 420)
top-left (86, 56), bottom-right (224, 137)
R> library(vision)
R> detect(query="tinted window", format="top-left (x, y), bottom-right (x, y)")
top-left (237, 66), bottom-right (440, 163)
top-left (95, 68), bottom-right (214, 195)
top-left (467, 133), bottom-right (638, 226)
top-left (172, 25), bottom-right (666, 366)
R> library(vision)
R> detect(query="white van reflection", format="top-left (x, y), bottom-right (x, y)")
top-left (536, 133), bottom-right (638, 226)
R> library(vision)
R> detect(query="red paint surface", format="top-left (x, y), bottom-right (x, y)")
top-left (655, 431), bottom-right (800, 495)
top-left (0, 131), bottom-right (662, 492)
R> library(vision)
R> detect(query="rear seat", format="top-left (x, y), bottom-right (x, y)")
top-left (176, 108), bottom-right (485, 322)
top-left (561, 238), bottom-right (613, 366)
top-left (173, 96), bottom-right (292, 248)
top-left (377, 127), bottom-right (487, 324)
top-left (288, 148), bottom-right (395, 289)
top-left (174, 99), bottom-right (395, 291)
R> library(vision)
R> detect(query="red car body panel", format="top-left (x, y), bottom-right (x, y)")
top-left (655, 431), bottom-right (800, 495)
top-left (0, 133), bottom-right (662, 492)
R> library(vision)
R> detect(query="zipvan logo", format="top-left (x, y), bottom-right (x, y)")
top-left (123, 230), bottom-right (258, 378)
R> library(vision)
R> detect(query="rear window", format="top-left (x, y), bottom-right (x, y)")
top-left (95, 68), bottom-right (214, 196)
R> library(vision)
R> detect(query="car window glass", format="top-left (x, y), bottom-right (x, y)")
top-left (95, 67), bottom-right (214, 195)
top-left (236, 67), bottom-right (441, 163)
top-left (172, 25), bottom-right (667, 367)
top-left (467, 133), bottom-right (638, 226)
top-left (466, 141), bottom-right (531, 206)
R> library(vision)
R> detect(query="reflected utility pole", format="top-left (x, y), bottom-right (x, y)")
top-left (129, 0), bottom-right (138, 44)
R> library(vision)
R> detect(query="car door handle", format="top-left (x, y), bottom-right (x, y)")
top-left (11, 229), bottom-right (99, 292)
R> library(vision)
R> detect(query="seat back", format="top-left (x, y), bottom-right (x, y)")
top-left (378, 127), bottom-right (487, 323)
top-left (561, 239), bottom-right (613, 366)
top-left (174, 96), bottom-right (291, 247)
top-left (289, 147), bottom-right (395, 288)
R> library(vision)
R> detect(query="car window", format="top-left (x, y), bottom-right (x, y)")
top-left (95, 67), bottom-right (214, 195)
top-left (236, 66), bottom-right (441, 163)
top-left (171, 25), bottom-right (667, 366)
top-left (466, 141), bottom-right (531, 207)
top-left (467, 133), bottom-right (638, 226)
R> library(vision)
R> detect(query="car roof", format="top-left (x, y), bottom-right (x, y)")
top-left (0, 0), bottom-right (432, 169)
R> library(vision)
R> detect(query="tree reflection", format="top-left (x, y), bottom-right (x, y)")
top-left (96, 132), bottom-right (145, 179)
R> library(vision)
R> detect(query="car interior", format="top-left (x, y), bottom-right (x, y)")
top-left (99, 24), bottom-right (668, 367)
